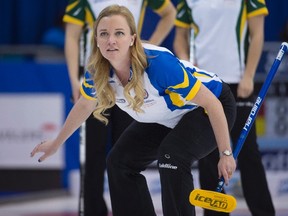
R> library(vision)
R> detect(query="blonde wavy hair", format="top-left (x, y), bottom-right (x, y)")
top-left (86, 5), bottom-right (147, 125)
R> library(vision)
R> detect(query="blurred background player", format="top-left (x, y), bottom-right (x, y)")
top-left (173, 0), bottom-right (275, 215)
top-left (63, 1), bottom-right (176, 216)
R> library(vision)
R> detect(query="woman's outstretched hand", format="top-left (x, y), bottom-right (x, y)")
top-left (30, 140), bottom-right (59, 162)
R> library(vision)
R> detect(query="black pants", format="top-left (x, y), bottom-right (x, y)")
top-left (199, 84), bottom-right (275, 216)
top-left (106, 83), bottom-right (236, 216)
top-left (84, 105), bottom-right (133, 216)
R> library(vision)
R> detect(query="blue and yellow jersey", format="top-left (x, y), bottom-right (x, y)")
top-left (81, 43), bottom-right (223, 128)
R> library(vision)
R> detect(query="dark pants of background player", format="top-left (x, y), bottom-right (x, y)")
top-left (198, 83), bottom-right (275, 216)
top-left (84, 105), bottom-right (133, 216)
top-left (106, 83), bottom-right (236, 216)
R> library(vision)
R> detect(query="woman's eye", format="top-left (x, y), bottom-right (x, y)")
top-left (115, 31), bottom-right (124, 36)
top-left (99, 32), bottom-right (108, 37)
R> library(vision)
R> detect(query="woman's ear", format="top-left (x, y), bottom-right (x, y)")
top-left (131, 34), bottom-right (136, 46)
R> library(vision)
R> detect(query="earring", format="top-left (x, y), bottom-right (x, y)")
top-left (130, 43), bottom-right (133, 46)
top-left (97, 44), bottom-right (99, 48)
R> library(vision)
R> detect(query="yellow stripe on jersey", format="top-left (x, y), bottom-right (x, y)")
top-left (166, 91), bottom-right (186, 107)
top-left (258, 0), bottom-right (266, 4)
top-left (137, 3), bottom-right (146, 35)
top-left (172, 66), bottom-right (189, 89)
top-left (186, 79), bottom-right (201, 101)
top-left (193, 72), bottom-right (211, 78)
top-left (83, 77), bottom-right (94, 88)
top-left (176, 1), bottom-right (185, 10)
top-left (174, 20), bottom-right (191, 29)
top-left (174, 20), bottom-right (198, 34)
top-left (239, 3), bottom-right (247, 42)
top-left (65, 0), bottom-right (79, 13)
top-left (63, 15), bottom-right (84, 26)
top-left (165, 66), bottom-right (201, 107)
top-left (85, 8), bottom-right (95, 29)
top-left (247, 8), bottom-right (269, 18)
top-left (153, 0), bottom-right (169, 14)
top-left (80, 86), bottom-right (96, 101)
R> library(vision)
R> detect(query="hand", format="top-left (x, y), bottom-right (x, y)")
top-left (237, 75), bottom-right (254, 98)
top-left (217, 156), bottom-right (236, 185)
top-left (30, 140), bottom-right (59, 162)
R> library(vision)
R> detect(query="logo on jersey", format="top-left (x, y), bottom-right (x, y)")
top-left (176, 9), bottom-right (186, 19)
top-left (116, 99), bottom-right (126, 103)
top-left (73, 8), bottom-right (82, 16)
top-left (159, 163), bottom-right (178, 170)
top-left (143, 89), bottom-right (156, 107)
top-left (249, 0), bottom-right (257, 8)
top-left (144, 89), bottom-right (149, 99)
